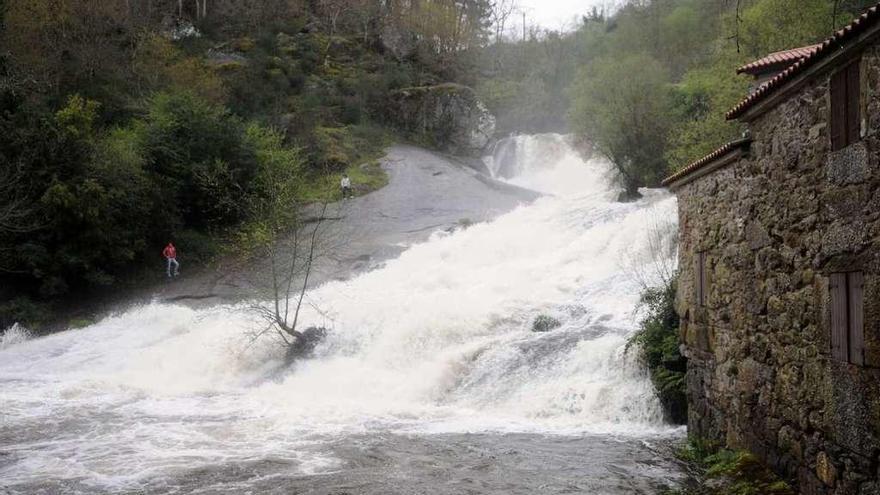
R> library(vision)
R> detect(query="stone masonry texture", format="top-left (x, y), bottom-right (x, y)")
top-left (675, 44), bottom-right (880, 494)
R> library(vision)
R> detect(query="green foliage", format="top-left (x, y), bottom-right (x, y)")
top-left (667, 53), bottom-right (748, 168)
top-left (0, 96), bottom-right (154, 296)
top-left (571, 54), bottom-right (673, 196)
top-left (140, 91), bottom-right (258, 228)
top-left (562, 0), bottom-right (879, 183)
top-left (628, 274), bottom-right (686, 423)
top-left (345, 161), bottom-right (390, 195)
top-left (676, 437), bottom-right (720, 465)
top-left (299, 126), bottom-right (392, 203)
top-left (68, 316), bottom-right (97, 329)
top-left (0, 88), bottom-right (308, 303)
top-left (0, 0), bottom-right (477, 322)
top-left (309, 126), bottom-right (359, 171)
top-left (55, 95), bottom-right (100, 140)
top-left (657, 1), bottom-right (719, 77)
top-left (243, 123), bottom-right (306, 237)
top-left (0, 297), bottom-right (50, 330)
top-left (736, 0), bottom-right (835, 58)
top-left (673, 438), bottom-right (795, 495)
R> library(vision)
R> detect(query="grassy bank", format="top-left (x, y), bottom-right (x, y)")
top-left (299, 126), bottom-right (393, 203)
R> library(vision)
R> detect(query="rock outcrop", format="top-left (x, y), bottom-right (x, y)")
top-left (284, 327), bottom-right (327, 364)
top-left (387, 83), bottom-right (496, 156)
top-left (531, 315), bottom-right (561, 333)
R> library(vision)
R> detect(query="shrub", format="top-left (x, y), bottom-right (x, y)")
top-left (0, 297), bottom-right (50, 330)
top-left (674, 438), bottom-right (796, 495)
top-left (140, 91), bottom-right (257, 228)
top-left (628, 273), bottom-right (687, 423)
top-left (243, 123), bottom-right (305, 229)
top-left (308, 126), bottom-right (358, 172)
top-left (172, 229), bottom-right (220, 266)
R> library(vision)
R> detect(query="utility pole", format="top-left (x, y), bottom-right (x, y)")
top-left (522, 10), bottom-right (526, 42)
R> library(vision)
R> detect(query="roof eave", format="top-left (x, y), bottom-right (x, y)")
top-left (663, 139), bottom-right (751, 190)
top-left (736, 60), bottom-right (798, 76)
top-left (728, 10), bottom-right (880, 122)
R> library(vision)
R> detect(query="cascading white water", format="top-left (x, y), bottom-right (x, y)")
top-left (0, 323), bottom-right (30, 350)
top-left (0, 134), bottom-right (680, 491)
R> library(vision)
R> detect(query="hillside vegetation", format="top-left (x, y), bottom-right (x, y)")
top-left (3, 0), bottom-right (878, 327)
top-left (0, 0), bottom-right (495, 328)
top-left (477, 0), bottom-right (877, 197)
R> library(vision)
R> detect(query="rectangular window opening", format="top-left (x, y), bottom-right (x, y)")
top-left (830, 271), bottom-right (865, 365)
top-left (830, 58), bottom-right (862, 151)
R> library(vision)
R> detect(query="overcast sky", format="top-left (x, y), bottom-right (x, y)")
top-left (516, 0), bottom-right (611, 30)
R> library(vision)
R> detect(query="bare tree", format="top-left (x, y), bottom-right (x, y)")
top-left (619, 206), bottom-right (679, 293)
top-left (249, 201), bottom-right (332, 350)
top-left (242, 147), bottom-right (346, 361)
top-left (490, 0), bottom-right (517, 43)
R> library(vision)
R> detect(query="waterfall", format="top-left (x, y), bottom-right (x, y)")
top-left (0, 134), bottom-right (680, 491)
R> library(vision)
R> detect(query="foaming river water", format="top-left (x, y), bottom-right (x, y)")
top-left (0, 134), bottom-right (684, 494)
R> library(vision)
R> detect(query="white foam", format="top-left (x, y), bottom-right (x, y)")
top-left (0, 323), bottom-right (32, 350)
top-left (0, 134), bottom-right (679, 488)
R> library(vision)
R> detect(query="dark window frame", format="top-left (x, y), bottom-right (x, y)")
top-left (830, 57), bottom-right (862, 151)
top-left (830, 271), bottom-right (865, 365)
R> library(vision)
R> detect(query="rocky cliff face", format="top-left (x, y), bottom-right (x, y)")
top-left (386, 83), bottom-right (496, 156)
top-left (674, 44), bottom-right (880, 495)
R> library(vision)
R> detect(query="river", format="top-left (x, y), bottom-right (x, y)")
top-left (0, 134), bottom-right (685, 494)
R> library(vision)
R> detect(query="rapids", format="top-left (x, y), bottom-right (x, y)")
top-left (0, 134), bottom-right (684, 494)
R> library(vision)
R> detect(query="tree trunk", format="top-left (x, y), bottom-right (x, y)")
top-left (618, 178), bottom-right (643, 202)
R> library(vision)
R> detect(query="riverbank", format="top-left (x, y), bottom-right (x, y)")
top-left (10, 143), bottom-right (536, 338)
top-left (670, 440), bottom-right (795, 494)
top-left (2, 151), bottom-right (389, 337)
top-left (0, 134), bottom-right (692, 494)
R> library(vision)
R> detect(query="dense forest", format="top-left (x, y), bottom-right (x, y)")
top-left (2, 0), bottom-right (877, 328)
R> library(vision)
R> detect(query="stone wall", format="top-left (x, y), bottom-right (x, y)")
top-left (675, 43), bottom-right (880, 494)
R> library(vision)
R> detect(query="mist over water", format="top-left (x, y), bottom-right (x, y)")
top-left (0, 134), bottom-right (681, 493)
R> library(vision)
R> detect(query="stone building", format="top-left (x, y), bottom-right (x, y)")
top-left (663, 4), bottom-right (880, 494)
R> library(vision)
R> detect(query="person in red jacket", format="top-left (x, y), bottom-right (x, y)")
top-left (163, 242), bottom-right (180, 278)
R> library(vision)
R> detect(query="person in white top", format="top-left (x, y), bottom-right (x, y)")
top-left (340, 174), bottom-right (352, 199)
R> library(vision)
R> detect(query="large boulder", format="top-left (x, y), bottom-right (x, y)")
top-left (387, 83), bottom-right (496, 156)
top-left (531, 314), bottom-right (561, 333)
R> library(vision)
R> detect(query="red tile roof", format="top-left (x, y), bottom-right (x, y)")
top-left (736, 44), bottom-right (822, 75)
top-left (662, 138), bottom-right (751, 187)
top-left (727, 3), bottom-right (880, 120)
